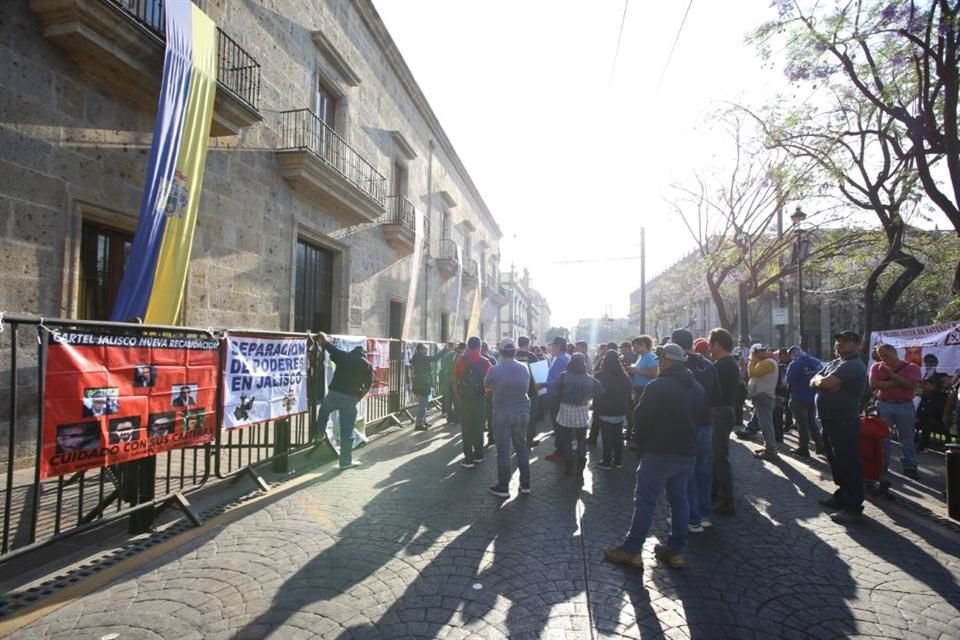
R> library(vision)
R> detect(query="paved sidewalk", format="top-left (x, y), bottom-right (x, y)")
top-left (6, 418), bottom-right (960, 639)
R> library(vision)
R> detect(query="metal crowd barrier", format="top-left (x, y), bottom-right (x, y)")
top-left (0, 315), bottom-right (444, 564)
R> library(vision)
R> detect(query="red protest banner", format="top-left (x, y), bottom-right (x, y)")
top-left (367, 338), bottom-right (391, 397)
top-left (40, 331), bottom-right (219, 478)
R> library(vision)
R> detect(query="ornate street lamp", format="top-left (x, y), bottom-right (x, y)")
top-left (791, 205), bottom-right (807, 348)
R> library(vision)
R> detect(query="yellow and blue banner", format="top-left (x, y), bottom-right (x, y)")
top-left (112, 2), bottom-right (217, 324)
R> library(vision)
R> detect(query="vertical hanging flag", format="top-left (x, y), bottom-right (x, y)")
top-left (112, 3), bottom-right (218, 324)
top-left (467, 256), bottom-right (483, 338)
top-left (401, 210), bottom-right (425, 340)
top-left (449, 242), bottom-right (463, 339)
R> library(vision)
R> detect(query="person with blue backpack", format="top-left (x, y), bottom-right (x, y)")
top-left (453, 337), bottom-right (492, 468)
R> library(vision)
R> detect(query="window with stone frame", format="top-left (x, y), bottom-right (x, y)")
top-left (78, 221), bottom-right (133, 321)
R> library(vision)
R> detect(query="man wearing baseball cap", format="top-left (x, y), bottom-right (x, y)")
top-left (605, 343), bottom-right (706, 569)
top-left (811, 331), bottom-right (868, 524)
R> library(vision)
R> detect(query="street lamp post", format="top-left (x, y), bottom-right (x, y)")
top-left (791, 205), bottom-right (807, 349)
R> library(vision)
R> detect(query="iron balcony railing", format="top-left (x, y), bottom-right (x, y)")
top-left (110, 0), bottom-right (262, 113)
top-left (438, 239), bottom-right (460, 264)
top-left (386, 195), bottom-right (415, 231)
top-left (279, 109), bottom-right (387, 207)
top-left (384, 196), bottom-right (431, 252)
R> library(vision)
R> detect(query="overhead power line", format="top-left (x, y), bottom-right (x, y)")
top-left (610, 0), bottom-right (630, 83)
top-left (657, 0), bottom-right (694, 91)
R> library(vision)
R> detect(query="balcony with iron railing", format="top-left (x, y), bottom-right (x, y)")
top-left (276, 109), bottom-right (387, 223)
top-left (484, 272), bottom-right (507, 305)
top-left (461, 258), bottom-right (479, 288)
top-left (30, 0), bottom-right (263, 136)
top-left (436, 239), bottom-right (461, 279)
top-left (382, 195), bottom-right (431, 253)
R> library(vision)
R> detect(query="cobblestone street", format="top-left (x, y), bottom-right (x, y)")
top-left (6, 418), bottom-right (960, 640)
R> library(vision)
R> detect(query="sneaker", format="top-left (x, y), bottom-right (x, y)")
top-left (460, 461), bottom-right (476, 469)
top-left (604, 546), bottom-right (644, 568)
top-left (519, 485), bottom-right (531, 495)
top-left (595, 462), bottom-right (613, 471)
top-left (545, 452), bottom-right (564, 463)
top-left (903, 468), bottom-right (919, 480)
top-left (818, 496), bottom-right (842, 510)
top-left (414, 424), bottom-right (428, 432)
top-left (700, 519), bottom-right (712, 529)
top-left (339, 461), bottom-right (361, 471)
top-left (653, 544), bottom-right (684, 569)
top-left (488, 485), bottom-right (510, 498)
top-left (754, 450), bottom-right (779, 462)
top-left (687, 522), bottom-right (705, 533)
top-left (830, 510), bottom-right (862, 525)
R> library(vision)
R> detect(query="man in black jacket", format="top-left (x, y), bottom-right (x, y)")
top-left (317, 332), bottom-right (373, 471)
top-left (605, 344), bottom-right (705, 570)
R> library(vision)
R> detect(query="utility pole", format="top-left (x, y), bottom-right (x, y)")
top-left (640, 226), bottom-right (646, 334)
top-left (776, 191), bottom-right (786, 347)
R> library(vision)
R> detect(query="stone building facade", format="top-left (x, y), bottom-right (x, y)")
top-left (0, 0), bottom-right (504, 344)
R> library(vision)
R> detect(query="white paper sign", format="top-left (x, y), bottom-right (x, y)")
top-left (529, 360), bottom-right (549, 396)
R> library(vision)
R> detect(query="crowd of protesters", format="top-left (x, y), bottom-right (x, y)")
top-left (328, 323), bottom-right (954, 571)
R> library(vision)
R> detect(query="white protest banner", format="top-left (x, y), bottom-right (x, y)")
top-left (223, 335), bottom-right (309, 429)
top-left (401, 210), bottom-right (425, 341)
top-left (323, 334), bottom-right (368, 452)
top-left (870, 321), bottom-right (960, 376)
top-left (450, 242), bottom-right (463, 339)
top-left (467, 256), bottom-right (482, 338)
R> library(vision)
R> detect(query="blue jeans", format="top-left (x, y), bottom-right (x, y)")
top-left (752, 394), bottom-right (777, 453)
top-left (876, 400), bottom-right (917, 473)
top-left (688, 425), bottom-right (713, 525)
top-left (792, 400), bottom-right (822, 452)
top-left (415, 393), bottom-right (430, 425)
top-left (317, 390), bottom-right (359, 467)
top-left (623, 453), bottom-right (696, 554)
top-left (493, 413), bottom-right (530, 489)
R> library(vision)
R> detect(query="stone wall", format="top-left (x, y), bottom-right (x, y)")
top-left (0, 0), bottom-right (505, 465)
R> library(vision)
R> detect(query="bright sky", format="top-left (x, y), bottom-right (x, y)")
top-left (375, 0), bottom-right (788, 328)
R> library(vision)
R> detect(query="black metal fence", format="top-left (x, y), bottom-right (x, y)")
top-left (278, 109), bottom-right (388, 206)
top-left (0, 316), bottom-right (442, 564)
top-left (108, 0), bottom-right (262, 113)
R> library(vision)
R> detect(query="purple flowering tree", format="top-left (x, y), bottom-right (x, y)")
top-left (754, 0), bottom-right (960, 293)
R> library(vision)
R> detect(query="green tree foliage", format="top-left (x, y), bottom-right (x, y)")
top-left (754, 0), bottom-right (960, 290)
